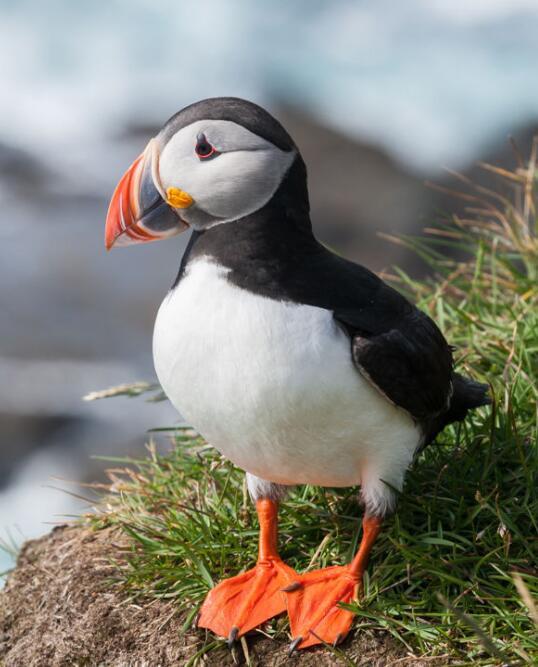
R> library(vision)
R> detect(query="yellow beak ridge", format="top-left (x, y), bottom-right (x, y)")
top-left (166, 187), bottom-right (194, 209)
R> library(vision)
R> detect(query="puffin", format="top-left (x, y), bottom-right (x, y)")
top-left (104, 97), bottom-right (490, 651)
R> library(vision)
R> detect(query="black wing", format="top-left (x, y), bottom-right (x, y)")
top-left (301, 249), bottom-right (455, 423)
top-left (334, 289), bottom-right (454, 422)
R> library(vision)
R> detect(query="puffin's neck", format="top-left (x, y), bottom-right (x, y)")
top-left (172, 156), bottom-right (319, 292)
top-left (173, 205), bottom-right (317, 289)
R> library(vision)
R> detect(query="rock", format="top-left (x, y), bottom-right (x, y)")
top-left (0, 524), bottom-right (448, 666)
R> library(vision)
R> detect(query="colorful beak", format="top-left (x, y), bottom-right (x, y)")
top-left (105, 139), bottom-right (190, 250)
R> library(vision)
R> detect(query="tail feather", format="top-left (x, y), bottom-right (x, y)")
top-left (423, 372), bottom-right (490, 447)
top-left (448, 373), bottom-right (491, 422)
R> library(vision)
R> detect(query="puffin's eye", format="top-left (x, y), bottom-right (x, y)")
top-left (195, 133), bottom-right (217, 160)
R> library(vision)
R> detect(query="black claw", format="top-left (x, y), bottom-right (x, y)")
top-left (227, 626), bottom-right (239, 648)
top-left (288, 636), bottom-right (303, 656)
top-left (333, 633), bottom-right (344, 647)
top-left (281, 581), bottom-right (303, 592)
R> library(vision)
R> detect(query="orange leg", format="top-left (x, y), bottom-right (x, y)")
top-left (198, 499), bottom-right (297, 643)
top-left (285, 514), bottom-right (382, 651)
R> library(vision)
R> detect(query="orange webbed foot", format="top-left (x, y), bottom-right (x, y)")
top-left (198, 557), bottom-right (298, 642)
top-left (285, 565), bottom-right (360, 650)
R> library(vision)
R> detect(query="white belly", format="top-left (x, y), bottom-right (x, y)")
top-left (153, 258), bottom-right (421, 488)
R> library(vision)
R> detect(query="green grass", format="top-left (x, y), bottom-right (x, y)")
top-left (88, 142), bottom-right (538, 665)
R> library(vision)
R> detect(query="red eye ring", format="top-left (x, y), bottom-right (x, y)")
top-left (195, 133), bottom-right (217, 159)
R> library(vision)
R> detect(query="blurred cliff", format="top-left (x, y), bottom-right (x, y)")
top-left (1, 0), bottom-right (538, 572)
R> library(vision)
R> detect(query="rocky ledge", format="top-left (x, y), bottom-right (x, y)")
top-left (0, 524), bottom-right (451, 666)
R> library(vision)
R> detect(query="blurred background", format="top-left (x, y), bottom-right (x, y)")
top-left (1, 0), bottom-right (538, 574)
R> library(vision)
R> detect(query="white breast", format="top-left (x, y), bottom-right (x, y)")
top-left (153, 258), bottom-right (421, 507)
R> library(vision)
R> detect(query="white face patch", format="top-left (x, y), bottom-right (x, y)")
top-left (157, 120), bottom-right (295, 227)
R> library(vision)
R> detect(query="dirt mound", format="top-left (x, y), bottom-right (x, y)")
top-left (0, 525), bottom-right (447, 666)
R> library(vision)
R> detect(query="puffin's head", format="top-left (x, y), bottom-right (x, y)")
top-left (105, 97), bottom-right (305, 249)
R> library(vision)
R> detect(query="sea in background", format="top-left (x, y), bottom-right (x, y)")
top-left (1, 0), bottom-right (538, 575)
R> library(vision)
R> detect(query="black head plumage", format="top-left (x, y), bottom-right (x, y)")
top-left (159, 97), bottom-right (296, 152)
